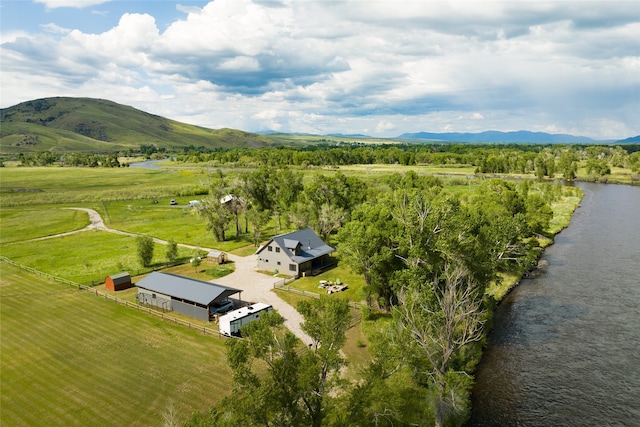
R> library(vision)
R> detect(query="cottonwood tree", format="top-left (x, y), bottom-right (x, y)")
top-left (336, 203), bottom-right (400, 309)
top-left (221, 298), bottom-right (351, 427)
top-left (223, 310), bottom-right (303, 426)
top-left (136, 235), bottom-right (154, 268)
top-left (165, 239), bottom-right (178, 264)
top-left (245, 205), bottom-right (272, 247)
top-left (316, 203), bottom-right (346, 241)
top-left (297, 297), bottom-right (351, 427)
top-left (395, 264), bottom-right (487, 427)
top-left (197, 196), bottom-right (233, 241)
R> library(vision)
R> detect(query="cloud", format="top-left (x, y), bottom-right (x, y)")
top-left (40, 23), bottom-right (71, 34)
top-left (34, 0), bottom-right (111, 9)
top-left (2, 0), bottom-right (639, 139)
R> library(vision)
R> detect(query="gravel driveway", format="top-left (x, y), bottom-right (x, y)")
top-left (213, 253), bottom-right (313, 346)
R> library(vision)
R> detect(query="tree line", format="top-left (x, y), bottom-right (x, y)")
top-left (172, 143), bottom-right (640, 176)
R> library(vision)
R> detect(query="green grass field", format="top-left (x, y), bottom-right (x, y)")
top-left (0, 207), bottom-right (89, 245)
top-left (0, 166), bottom-right (208, 207)
top-left (102, 199), bottom-right (258, 252)
top-left (0, 262), bottom-right (233, 427)
top-left (0, 230), bottom-right (194, 284)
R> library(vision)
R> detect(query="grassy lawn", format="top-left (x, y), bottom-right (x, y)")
top-left (0, 230), bottom-right (194, 284)
top-left (0, 262), bottom-right (232, 427)
top-left (0, 207), bottom-right (89, 244)
top-left (283, 259), bottom-right (367, 303)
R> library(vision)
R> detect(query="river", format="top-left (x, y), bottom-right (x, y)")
top-left (468, 183), bottom-right (640, 426)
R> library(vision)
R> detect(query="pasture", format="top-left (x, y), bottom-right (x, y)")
top-left (0, 207), bottom-right (89, 245)
top-left (0, 262), bottom-right (233, 427)
top-left (0, 229), bottom-right (194, 284)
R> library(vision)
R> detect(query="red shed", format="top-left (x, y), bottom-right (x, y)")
top-left (105, 272), bottom-right (132, 291)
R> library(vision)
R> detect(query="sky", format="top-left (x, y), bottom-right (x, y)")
top-left (1, 0), bottom-right (639, 139)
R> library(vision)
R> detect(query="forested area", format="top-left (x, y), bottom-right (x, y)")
top-left (184, 166), bottom-right (581, 427)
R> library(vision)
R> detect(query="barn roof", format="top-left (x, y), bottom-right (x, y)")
top-left (108, 271), bottom-right (131, 285)
top-left (256, 228), bottom-right (335, 264)
top-left (136, 272), bottom-right (241, 306)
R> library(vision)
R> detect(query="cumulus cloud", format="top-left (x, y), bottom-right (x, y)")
top-left (2, 0), bottom-right (639, 139)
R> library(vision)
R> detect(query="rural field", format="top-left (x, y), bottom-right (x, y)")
top-left (0, 262), bottom-right (233, 427)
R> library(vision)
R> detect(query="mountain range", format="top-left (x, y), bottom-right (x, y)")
top-left (1, 97), bottom-right (637, 153)
top-left (397, 130), bottom-right (602, 143)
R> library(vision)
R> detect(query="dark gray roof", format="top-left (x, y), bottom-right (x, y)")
top-left (108, 271), bottom-right (131, 285)
top-left (136, 272), bottom-right (241, 306)
top-left (257, 228), bottom-right (335, 264)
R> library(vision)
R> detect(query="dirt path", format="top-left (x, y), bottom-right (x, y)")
top-left (30, 208), bottom-right (313, 344)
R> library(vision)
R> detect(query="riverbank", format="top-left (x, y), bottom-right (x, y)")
top-left (468, 182), bottom-right (640, 426)
top-left (484, 188), bottom-right (584, 303)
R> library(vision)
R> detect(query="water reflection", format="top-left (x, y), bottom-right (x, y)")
top-left (468, 183), bottom-right (640, 426)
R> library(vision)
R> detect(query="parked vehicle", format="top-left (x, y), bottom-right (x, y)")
top-left (218, 303), bottom-right (272, 336)
top-left (209, 299), bottom-right (234, 315)
top-left (170, 199), bottom-right (177, 205)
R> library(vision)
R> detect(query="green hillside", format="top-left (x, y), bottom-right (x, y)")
top-left (0, 97), bottom-right (272, 153)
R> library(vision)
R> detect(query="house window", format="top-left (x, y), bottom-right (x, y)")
top-left (277, 261), bottom-right (281, 266)
top-left (289, 264), bottom-right (296, 272)
top-left (276, 247), bottom-right (280, 253)
top-left (268, 246), bottom-right (272, 252)
top-left (152, 293), bottom-right (156, 299)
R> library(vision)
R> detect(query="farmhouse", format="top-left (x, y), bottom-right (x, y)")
top-left (256, 228), bottom-right (335, 277)
top-left (105, 272), bottom-right (132, 291)
top-left (136, 272), bottom-right (241, 322)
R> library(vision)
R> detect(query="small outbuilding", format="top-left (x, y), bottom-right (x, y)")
top-left (207, 249), bottom-right (227, 264)
top-left (105, 272), bottom-right (132, 291)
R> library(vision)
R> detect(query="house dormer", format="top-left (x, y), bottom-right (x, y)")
top-left (283, 239), bottom-right (302, 255)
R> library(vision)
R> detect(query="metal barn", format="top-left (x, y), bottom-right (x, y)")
top-left (135, 272), bottom-right (241, 322)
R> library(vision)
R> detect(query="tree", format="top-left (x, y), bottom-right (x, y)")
top-left (396, 264), bottom-right (487, 427)
top-left (223, 310), bottom-right (303, 426)
top-left (221, 298), bottom-right (351, 427)
top-left (525, 193), bottom-right (553, 234)
top-left (336, 203), bottom-right (400, 308)
top-left (165, 239), bottom-right (178, 264)
top-left (190, 256), bottom-right (201, 272)
top-left (296, 297), bottom-right (351, 427)
top-left (246, 205), bottom-right (271, 247)
top-left (136, 235), bottom-right (154, 268)
top-left (558, 150), bottom-right (578, 180)
top-left (316, 203), bottom-right (346, 241)
top-left (197, 196), bottom-right (233, 241)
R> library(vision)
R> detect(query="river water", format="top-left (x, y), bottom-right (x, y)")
top-left (468, 183), bottom-right (640, 426)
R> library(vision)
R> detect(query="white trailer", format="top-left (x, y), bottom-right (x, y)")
top-left (218, 303), bottom-right (272, 336)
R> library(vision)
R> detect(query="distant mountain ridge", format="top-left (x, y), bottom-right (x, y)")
top-left (398, 130), bottom-right (603, 143)
top-left (0, 97), bottom-right (272, 153)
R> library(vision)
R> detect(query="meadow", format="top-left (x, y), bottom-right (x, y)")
top-left (1, 229), bottom-right (196, 285)
top-left (0, 262), bottom-right (233, 427)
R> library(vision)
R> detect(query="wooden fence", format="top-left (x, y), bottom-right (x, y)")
top-left (0, 256), bottom-right (227, 338)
